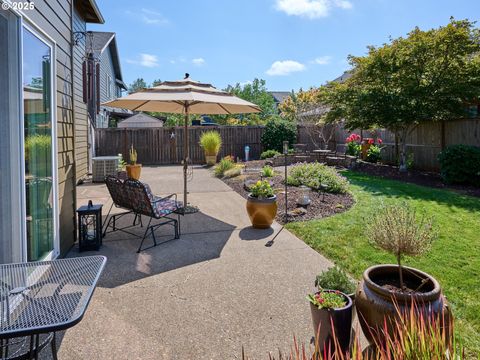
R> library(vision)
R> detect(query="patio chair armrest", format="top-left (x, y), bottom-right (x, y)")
top-left (152, 193), bottom-right (178, 204)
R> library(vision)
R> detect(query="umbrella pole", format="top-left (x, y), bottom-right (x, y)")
top-left (183, 104), bottom-right (189, 210)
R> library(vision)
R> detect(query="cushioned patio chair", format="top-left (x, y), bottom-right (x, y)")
top-left (104, 175), bottom-right (182, 253)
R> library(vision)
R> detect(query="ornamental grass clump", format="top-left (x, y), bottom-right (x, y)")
top-left (367, 202), bottom-right (438, 291)
top-left (287, 163), bottom-right (349, 194)
top-left (199, 130), bottom-right (222, 156)
top-left (261, 165), bottom-right (275, 178)
top-left (214, 155), bottom-right (235, 177)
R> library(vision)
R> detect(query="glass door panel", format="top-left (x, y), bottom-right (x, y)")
top-left (22, 27), bottom-right (54, 261)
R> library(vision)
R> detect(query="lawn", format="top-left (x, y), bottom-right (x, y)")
top-left (286, 171), bottom-right (480, 354)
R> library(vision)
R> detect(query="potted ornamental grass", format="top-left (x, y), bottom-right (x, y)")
top-left (307, 289), bottom-right (353, 355)
top-left (355, 202), bottom-right (450, 345)
top-left (199, 130), bottom-right (222, 165)
top-left (126, 145), bottom-right (142, 180)
top-left (246, 180), bottom-right (277, 229)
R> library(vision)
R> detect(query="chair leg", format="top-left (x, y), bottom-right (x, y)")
top-left (177, 213), bottom-right (181, 237)
top-left (174, 218), bottom-right (179, 239)
top-left (51, 332), bottom-right (58, 360)
top-left (137, 217), bottom-right (153, 253)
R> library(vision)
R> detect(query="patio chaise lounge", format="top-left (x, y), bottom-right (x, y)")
top-left (104, 175), bottom-right (182, 253)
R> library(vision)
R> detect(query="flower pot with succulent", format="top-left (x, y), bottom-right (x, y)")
top-left (199, 130), bottom-right (222, 165)
top-left (355, 202), bottom-right (450, 345)
top-left (246, 180), bottom-right (277, 228)
top-left (126, 145), bottom-right (142, 180)
top-left (307, 290), bottom-right (353, 355)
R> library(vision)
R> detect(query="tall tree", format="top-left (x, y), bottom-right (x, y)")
top-left (325, 19), bottom-right (480, 170)
top-left (152, 79), bottom-right (162, 87)
top-left (223, 78), bottom-right (276, 123)
top-left (128, 78), bottom-right (147, 94)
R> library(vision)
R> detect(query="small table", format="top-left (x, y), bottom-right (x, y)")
top-left (313, 149), bottom-right (334, 162)
top-left (0, 256), bottom-right (107, 359)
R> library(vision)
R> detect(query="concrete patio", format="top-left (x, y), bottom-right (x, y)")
top-left (57, 166), bottom-right (333, 359)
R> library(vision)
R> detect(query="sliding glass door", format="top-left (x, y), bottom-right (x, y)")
top-left (22, 26), bottom-right (56, 261)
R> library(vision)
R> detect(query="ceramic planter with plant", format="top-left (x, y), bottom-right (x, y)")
top-left (126, 145), bottom-right (142, 180)
top-left (246, 180), bottom-right (277, 229)
top-left (355, 202), bottom-right (450, 345)
top-left (199, 130), bottom-right (222, 165)
top-left (307, 289), bottom-right (353, 355)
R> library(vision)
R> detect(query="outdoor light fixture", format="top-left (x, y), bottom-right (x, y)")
top-left (76, 200), bottom-right (103, 252)
top-left (283, 140), bottom-right (289, 222)
top-left (297, 185), bottom-right (311, 206)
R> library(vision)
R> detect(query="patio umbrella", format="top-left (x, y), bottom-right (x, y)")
top-left (103, 74), bottom-right (261, 212)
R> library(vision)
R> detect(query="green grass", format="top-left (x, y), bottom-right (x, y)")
top-left (286, 171), bottom-right (480, 354)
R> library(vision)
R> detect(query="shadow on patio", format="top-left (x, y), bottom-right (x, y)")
top-left (68, 210), bottom-right (236, 288)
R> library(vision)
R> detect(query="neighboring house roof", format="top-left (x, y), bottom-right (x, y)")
top-left (75, 0), bottom-right (105, 24)
top-left (88, 31), bottom-right (127, 90)
top-left (332, 71), bottom-right (353, 83)
top-left (117, 113), bottom-right (165, 128)
top-left (268, 91), bottom-right (292, 104)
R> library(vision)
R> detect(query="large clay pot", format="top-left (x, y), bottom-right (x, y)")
top-left (309, 290), bottom-right (353, 354)
top-left (246, 194), bottom-right (277, 228)
top-left (355, 264), bottom-right (450, 344)
top-left (205, 153), bottom-right (217, 166)
top-left (126, 164), bottom-right (142, 180)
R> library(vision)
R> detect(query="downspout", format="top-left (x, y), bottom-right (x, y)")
top-left (69, 1), bottom-right (79, 254)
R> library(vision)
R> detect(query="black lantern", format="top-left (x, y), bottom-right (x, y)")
top-left (76, 200), bottom-right (103, 251)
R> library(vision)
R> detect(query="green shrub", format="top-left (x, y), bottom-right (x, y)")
top-left (25, 134), bottom-right (52, 176)
top-left (213, 156), bottom-right (235, 177)
top-left (287, 162), bottom-right (349, 193)
top-left (438, 144), bottom-right (480, 186)
top-left (260, 149), bottom-right (280, 159)
top-left (315, 266), bottom-right (356, 294)
top-left (260, 118), bottom-right (296, 153)
top-left (199, 131), bottom-right (222, 156)
top-left (366, 144), bottom-right (382, 163)
top-left (261, 165), bottom-right (274, 178)
top-left (250, 180), bottom-right (274, 198)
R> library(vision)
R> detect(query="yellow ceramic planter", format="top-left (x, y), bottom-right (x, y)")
top-left (126, 164), bottom-right (142, 180)
top-left (246, 194), bottom-right (277, 229)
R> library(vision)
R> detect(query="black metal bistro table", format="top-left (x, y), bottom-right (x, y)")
top-left (0, 256), bottom-right (106, 359)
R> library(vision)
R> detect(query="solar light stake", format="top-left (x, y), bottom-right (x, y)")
top-left (283, 141), bottom-right (289, 223)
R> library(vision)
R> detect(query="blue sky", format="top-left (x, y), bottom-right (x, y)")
top-left (90, 0), bottom-right (480, 91)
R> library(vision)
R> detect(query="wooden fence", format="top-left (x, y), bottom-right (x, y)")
top-left (95, 118), bottom-right (480, 171)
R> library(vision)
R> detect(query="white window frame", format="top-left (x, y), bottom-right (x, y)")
top-left (6, 5), bottom-right (61, 261)
top-left (107, 73), bottom-right (112, 99)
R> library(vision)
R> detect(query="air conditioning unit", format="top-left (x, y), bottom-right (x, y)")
top-left (92, 156), bottom-right (119, 182)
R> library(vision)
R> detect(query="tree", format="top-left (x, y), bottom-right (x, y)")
top-left (223, 78), bottom-right (276, 124)
top-left (152, 79), bottom-right (162, 87)
top-left (128, 78), bottom-right (147, 94)
top-left (325, 19), bottom-right (480, 171)
top-left (279, 87), bottom-right (339, 149)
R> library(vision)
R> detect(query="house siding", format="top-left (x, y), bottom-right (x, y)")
top-left (72, 6), bottom-right (89, 181)
top-left (25, 0), bottom-right (77, 255)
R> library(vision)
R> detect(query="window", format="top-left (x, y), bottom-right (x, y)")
top-left (22, 26), bottom-right (56, 261)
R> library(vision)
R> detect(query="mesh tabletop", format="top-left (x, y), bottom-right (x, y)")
top-left (0, 256), bottom-right (106, 339)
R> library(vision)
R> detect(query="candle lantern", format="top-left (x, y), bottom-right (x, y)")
top-left (76, 200), bottom-right (103, 251)
top-left (297, 185), bottom-right (311, 206)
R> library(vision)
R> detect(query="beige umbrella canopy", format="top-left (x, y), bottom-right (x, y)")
top-left (103, 74), bottom-right (261, 212)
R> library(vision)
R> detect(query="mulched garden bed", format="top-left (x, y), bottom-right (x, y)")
top-left (221, 162), bottom-right (354, 224)
top-left (354, 161), bottom-right (480, 198)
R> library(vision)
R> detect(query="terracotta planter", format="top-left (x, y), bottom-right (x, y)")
top-left (361, 139), bottom-right (372, 160)
top-left (355, 264), bottom-right (450, 344)
top-left (246, 194), bottom-right (277, 229)
top-left (205, 154), bottom-right (217, 166)
top-left (126, 164), bottom-right (142, 180)
top-left (309, 291), bottom-right (353, 354)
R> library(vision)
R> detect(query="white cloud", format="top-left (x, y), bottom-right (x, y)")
top-left (192, 58), bottom-right (206, 66)
top-left (312, 56), bottom-right (332, 65)
top-left (266, 60), bottom-right (306, 76)
top-left (126, 53), bottom-right (159, 68)
top-left (125, 8), bottom-right (169, 26)
top-left (275, 0), bottom-right (352, 19)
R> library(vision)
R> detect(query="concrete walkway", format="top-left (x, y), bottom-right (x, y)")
top-left (58, 166), bottom-right (333, 359)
